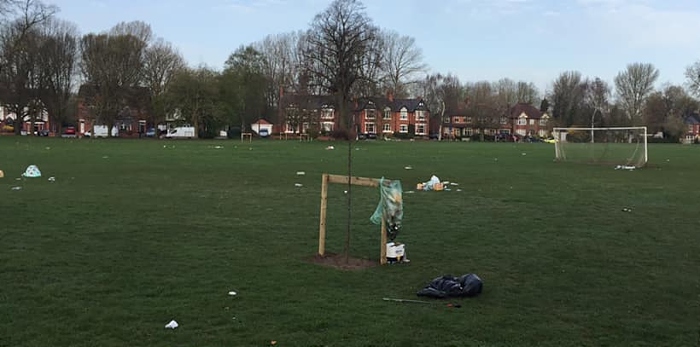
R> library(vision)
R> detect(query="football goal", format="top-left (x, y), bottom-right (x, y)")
top-left (553, 127), bottom-right (648, 167)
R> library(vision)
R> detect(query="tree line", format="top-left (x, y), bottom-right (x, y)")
top-left (1, 0), bottom-right (699, 139)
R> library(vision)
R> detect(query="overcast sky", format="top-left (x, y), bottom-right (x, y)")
top-left (52, 0), bottom-right (700, 93)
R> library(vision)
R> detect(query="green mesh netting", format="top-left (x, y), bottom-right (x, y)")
top-left (370, 177), bottom-right (403, 230)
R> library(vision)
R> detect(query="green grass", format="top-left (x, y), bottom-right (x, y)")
top-left (0, 137), bottom-right (698, 347)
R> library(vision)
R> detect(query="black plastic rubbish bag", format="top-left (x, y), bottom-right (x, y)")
top-left (416, 274), bottom-right (483, 299)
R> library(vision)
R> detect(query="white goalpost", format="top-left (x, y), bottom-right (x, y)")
top-left (553, 126), bottom-right (648, 167)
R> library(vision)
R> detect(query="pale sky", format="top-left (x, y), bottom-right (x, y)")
top-left (51, 0), bottom-right (700, 94)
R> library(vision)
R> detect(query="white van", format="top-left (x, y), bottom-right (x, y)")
top-left (165, 126), bottom-right (196, 139)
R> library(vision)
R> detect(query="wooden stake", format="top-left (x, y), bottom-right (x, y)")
top-left (318, 173), bottom-right (329, 256)
top-left (380, 219), bottom-right (387, 265)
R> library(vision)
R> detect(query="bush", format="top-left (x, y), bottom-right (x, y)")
top-left (307, 128), bottom-right (320, 140)
top-left (393, 131), bottom-right (413, 140)
top-left (227, 127), bottom-right (241, 139)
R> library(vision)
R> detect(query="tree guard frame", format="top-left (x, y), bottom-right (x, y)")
top-left (318, 173), bottom-right (391, 265)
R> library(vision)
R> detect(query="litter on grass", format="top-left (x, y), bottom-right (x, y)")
top-left (21, 165), bottom-right (41, 178)
top-left (296, 171), bottom-right (305, 176)
top-left (165, 320), bottom-right (178, 329)
top-left (11, 186), bottom-right (21, 190)
top-left (415, 175), bottom-right (458, 192)
top-left (615, 165), bottom-right (636, 170)
top-left (294, 183), bottom-right (303, 187)
top-left (0, 170), bottom-right (4, 178)
top-left (326, 146), bottom-right (334, 150)
top-left (228, 291), bottom-right (237, 296)
top-left (48, 177), bottom-right (56, 182)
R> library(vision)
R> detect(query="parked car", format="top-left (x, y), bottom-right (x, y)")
top-left (366, 133), bottom-right (377, 140)
top-left (145, 128), bottom-right (156, 137)
top-left (62, 126), bottom-right (76, 138)
top-left (259, 129), bottom-right (270, 138)
top-left (37, 129), bottom-right (50, 137)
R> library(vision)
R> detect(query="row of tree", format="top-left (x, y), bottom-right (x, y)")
top-left (1, 0), bottom-right (700, 139)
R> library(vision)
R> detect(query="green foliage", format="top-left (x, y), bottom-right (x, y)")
top-left (220, 45), bottom-right (270, 129)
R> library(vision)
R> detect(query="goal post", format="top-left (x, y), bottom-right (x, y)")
top-left (553, 126), bottom-right (648, 167)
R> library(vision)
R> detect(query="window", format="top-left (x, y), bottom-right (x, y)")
top-left (466, 117), bottom-right (472, 124)
top-left (365, 110), bottom-right (375, 120)
top-left (400, 107), bottom-right (408, 120)
top-left (399, 124), bottom-right (408, 133)
top-left (302, 122), bottom-right (309, 133)
top-left (365, 123), bottom-right (375, 133)
top-left (443, 117), bottom-right (450, 124)
top-left (415, 110), bottom-right (426, 121)
top-left (517, 117), bottom-right (527, 125)
top-left (384, 108), bottom-right (392, 120)
top-left (539, 118), bottom-right (547, 126)
top-left (285, 123), bottom-right (295, 133)
top-left (500, 117), bottom-right (508, 125)
top-left (321, 122), bottom-right (334, 132)
top-left (464, 128), bottom-right (473, 136)
top-left (321, 108), bottom-right (334, 119)
top-left (516, 129), bottom-right (526, 136)
top-left (416, 124), bottom-right (426, 135)
top-left (538, 129), bottom-right (548, 137)
top-left (529, 119), bottom-right (535, 125)
top-left (383, 124), bottom-right (392, 133)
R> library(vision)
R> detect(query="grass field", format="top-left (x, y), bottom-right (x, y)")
top-left (1, 137), bottom-right (698, 347)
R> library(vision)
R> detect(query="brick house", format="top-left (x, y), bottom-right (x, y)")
top-left (77, 84), bottom-right (151, 137)
top-left (510, 102), bottom-right (551, 137)
top-left (442, 101), bottom-right (551, 139)
top-left (683, 112), bottom-right (700, 141)
top-left (0, 104), bottom-right (51, 135)
top-left (280, 93), bottom-right (432, 138)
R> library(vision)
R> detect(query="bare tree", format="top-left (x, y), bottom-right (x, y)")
top-left (37, 18), bottom-right (78, 135)
top-left (515, 81), bottom-right (539, 104)
top-left (684, 60), bottom-right (700, 97)
top-left (109, 20), bottom-right (152, 45)
top-left (302, 0), bottom-right (381, 132)
top-left (142, 37), bottom-right (185, 129)
top-left (644, 84), bottom-right (698, 139)
top-left (614, 62), bottom-right (659, 124)
top-left (465, 81), bottom-right (497, 141)
top-left (0, 0), bottom-right (56, 134)
top-left (379, 30), bottom-right (426, 98)
top-left (80, 27), bottom-right (148, 136)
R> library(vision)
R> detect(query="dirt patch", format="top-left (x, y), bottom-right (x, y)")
top-left (308, 252), bottom-right (378, 270)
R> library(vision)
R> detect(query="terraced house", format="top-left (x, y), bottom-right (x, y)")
top-left (280, 93), bottom-right (433, 138)
top-left (443, 101), bottom-right (551, 139)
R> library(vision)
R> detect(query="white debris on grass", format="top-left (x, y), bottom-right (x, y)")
top-left (294, 183), bottom-right (303, 187)
top-left (615, 165), bottom-right (636, 170)
top-left (296, 171), bottom-right (305, 176)
top-left (326, 146), bottom-right (334, 150)
top-left (165, 320), bottom-right (179, 329)
top-left (48, 177), bottom-right (56, 182)
top-left (404, 166), bottom-right (413, 170)
top-left (228, 291), bottom-right (237, 296)
top-left (11, 186), bottom-right (21, 190)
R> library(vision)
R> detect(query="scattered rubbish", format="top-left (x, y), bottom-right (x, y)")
top-left (45, 147), bottom-right (50, 150)
top-left (622, 208), bottom-right (632, 213)
top-left (405, 191), bottom-right (415, 194)
top-left (163, 145), bottom-right (167, 148)
top-left (404, 166), bottom-right (413, 170)
top-left (214, 145), bottom-right (223, 149)
top-left (456, 189), bottom-right (462, 192)
top-left (521, 152), bottom-right (527, 156)
top-left (417, 175), bottom-right (444, 191)
top-left (249, 147), bottom-right (252, 151)
top-left (165, 320), bottom-right (178, 329)
top-left (0, 170), bottom-right (4, 178)
top-left (417, 273), bottom-right (483, 299)
top-left (270, 341), bottom-right (277, 346)
top-left (102, 156), bottom-right (109, 159)
top-left (11, 186), bottom-right (22, 190)
top-left (442, 181), bottom-right (450, 184)
top-left (228, 291), bottom-right (237, 296)
top-left (294, 183), bottom-right (303, 187)
top-left (48, 177), bottom-right (56, 182)
top-left (21, 165), bottom-right (41, 178)
top-left (296, 171), bottom-right (305, 176)
top-left (15, 178), bottom-right (21, 181)
top-left (450, 182), bottom-right (459, 186)
top-left (615, 165), bottom-right (636, 170)
top-left (326, 145), bottom-right (334, 150)
top-left (494, 158), bottom-right (498, 161)
top-left (343, 190), bottom-right (348, 194)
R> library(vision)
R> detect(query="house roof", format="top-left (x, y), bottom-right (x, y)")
top-left (684, 112), bottom-right (700, 125)
top-left (252, 118), bottom-right (272, 125)
top-left (510, 103), bottom-right (544, 119)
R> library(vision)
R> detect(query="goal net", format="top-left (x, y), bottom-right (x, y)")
top-left (553, 127), bottom-right (648, 168)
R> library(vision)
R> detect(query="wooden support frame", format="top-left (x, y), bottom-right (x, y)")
top-left (318, 173), bottom-right (389, 265)
top-left (241, 132), bottom-right (252, 142)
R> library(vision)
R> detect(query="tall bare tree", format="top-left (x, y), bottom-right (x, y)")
top-left (142, 37), bottom-right (185, 128)
top-left (614, 62), bottom-right (659, 124)
top-left (37, 18), bottom-right (78, 135)
top-left (465, 80), bottom-right (497, 141)
top-left (0, 0), bottom-right (56, 134)
top-left (684, 60), bottom-right (700, 97)
top-left (644, 84), bottom-right (698, 139)
top-left (582, 77), bottom-right (611, 127)
top-left (379, 30), bottom-right (425, 98)
top-left (302, 0), bottom-right (381, 132)
top-left (109, 20), bottom-right (152, 45)
top-left (515, 81), bottom-right (539, 104)
top-left (80, 27), bottom-right (148, 136)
